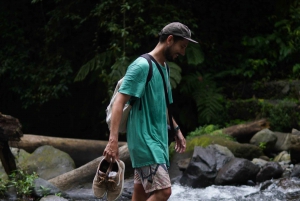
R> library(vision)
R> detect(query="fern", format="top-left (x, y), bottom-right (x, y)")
top-left (181, 73), bottom-right (224, 124)
top-left (167, 61), bottom-right (182, 89)
top-left (186, 43), bottom-right (205, 66)
top-left (74, 51), bottom-right (113, 82)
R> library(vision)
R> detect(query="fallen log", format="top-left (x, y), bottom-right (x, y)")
top-left (9, 134), bottom-right (127, 167)
top-left (222, 118), bottom-right (270, 142)
top-left (48, 144), bottom-right (131, 191)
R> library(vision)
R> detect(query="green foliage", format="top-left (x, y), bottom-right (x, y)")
top-left (186, 124), bottom-right (220, 139)
top-left (2, 0), bottom-right (300, 140)
top-left (0, 178), bottom-right (7, 196)
top-left (185, 43), bottom-right (205, 66)
top-left (167, 62), bottom-right (182, 89)
top-left (259, 100), bottom-right (300, 131)
top-left (8, 170), bottom-right (38, 197)
top-left (259, 142), bottom-right (267, 151)
top-left (180, 72), bottom-right (225, 124)
top-left (240, 0), bottom-right (300, 80)
top-left (39, 185), bottom-right (51, 196)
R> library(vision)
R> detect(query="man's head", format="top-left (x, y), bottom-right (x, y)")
top-left (158, 22), bottom-right (198, 61)
top-left (159, 22), bottom-right (198, 44)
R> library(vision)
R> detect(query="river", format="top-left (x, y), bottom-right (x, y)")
top-left (168, 179), bottom-right (300, 201)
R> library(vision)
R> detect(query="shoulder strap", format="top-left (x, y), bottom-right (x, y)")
top-left (145, 54), bottom-right (176, 140)
top-left (140, 54), bottom-right (153, 84)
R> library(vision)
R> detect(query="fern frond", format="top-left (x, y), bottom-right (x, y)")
top-left (106, 56), bottom-right (131, 94)
top-left (74, 51), bottom-right (113, 82)
top-left (167, 62), bottom-right (182, 88)
top-left (186, 43), bottom-right (205, 65)
top-left (180, 71), bottom-right (203, 94)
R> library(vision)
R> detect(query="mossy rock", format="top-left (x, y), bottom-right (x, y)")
top-left (170, 134), bottom-right (263, 160)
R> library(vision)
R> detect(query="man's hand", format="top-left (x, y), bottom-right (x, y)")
top-left (103, 138), bottom-right (119, 163)
top-left (174, 130), bottom-right (186, 153)
top-left (103, 93), bottom-right (131, 163)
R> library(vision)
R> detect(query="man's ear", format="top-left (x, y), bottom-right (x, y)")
top-left (166, 35), bottom-right (174, 46)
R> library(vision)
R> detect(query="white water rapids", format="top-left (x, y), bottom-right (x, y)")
top-left (168, 181), bottom-right (300, 201)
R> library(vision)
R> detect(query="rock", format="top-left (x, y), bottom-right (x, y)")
top-left (291, 164), bottom-right (300, 178)
top-left (290, 145), bottom-right (300, 164)
top-left (250, 128), bottom-right (277, 151)
top-left (177, 158), bottom-right (190, 171)
top-left (180, 145), bottom-right (233, 188)
top-left (252, 158), bottom-right (268, 168)
top-left (291, 128), bottom-right (300, 135)
top-left (273, 132), bottom-right (291, 151)
top-left (214, 158), bottom-right (260, 185)
top-left (19, 145), bottom-right (75, 180)
top-left (273, 151), bottom-right (291, 163)
top-left (39, 195), bottom-right (69, 201)
top-left (256, 162), bottom-right (283, 183)
top-left (32, 178), bottom-right (68, 198)
top-left (259, 155), bottom-right (270, 161)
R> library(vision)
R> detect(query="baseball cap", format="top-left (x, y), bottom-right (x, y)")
top-left (159, 22), bottom-right (198, 43)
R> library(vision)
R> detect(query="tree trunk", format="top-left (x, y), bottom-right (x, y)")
top-left (0, 112), bottom-right (23, 175)
top-left (222, 118), bottom-right (270, 142)
top-left (48, 144), bottom-right (131, 191)
top-left (9, 134), bottom-right (127, 167)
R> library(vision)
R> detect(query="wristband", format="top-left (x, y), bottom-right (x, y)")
top-left (175, 125), bottom-right (180, 131)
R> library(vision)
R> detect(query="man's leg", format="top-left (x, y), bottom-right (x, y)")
top-left (133, 164), bottom-right (172, 201)
top-left (147, 187), bottom-right (171, 201)
top-left (132, 183), bottom-right (149, 201)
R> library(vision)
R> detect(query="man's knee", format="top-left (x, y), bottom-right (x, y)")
top-left (153, 187), bottom-right (171, 200)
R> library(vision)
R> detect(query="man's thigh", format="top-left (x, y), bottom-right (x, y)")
top-left (134, 164), bottom-right (171, 194)
top-left (132, 183), bottom-right (149, 201)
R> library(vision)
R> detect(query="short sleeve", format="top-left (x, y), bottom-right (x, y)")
top-left (119, 57), bottom-right (150, 98)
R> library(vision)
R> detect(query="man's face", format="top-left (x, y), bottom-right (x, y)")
top-left (165, 37), bottom-right (189, 62)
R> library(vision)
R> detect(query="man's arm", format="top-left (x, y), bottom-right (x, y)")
top-left (103, 92), bottom-right (131, 162)
top-left (171, 117), bottom-right (186, 153)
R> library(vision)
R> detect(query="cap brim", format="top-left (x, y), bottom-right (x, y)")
top-left (184, 37), bottom-right (198, 43)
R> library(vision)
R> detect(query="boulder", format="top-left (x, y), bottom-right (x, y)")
top-left (32, 178), bottom-right (68, 198)
top-left (180, 145), bottom-right (233, 188)
top-left (250, 129), bottom-right (277, 151)
top-left (273, 132), bottom-right (291, 151)
top-left (252, 158), bottom-right (268, 168)
top-left (214, 158), bottom-right (260, 185)
top-left (291, 128), bottom-right (300, 136)
top-left (273, 151), bottom-right (291, 163)
top-left (291, 164), bottom-right (300, 178)
top-left (256, 162), bottom-right (283, 183)
top-left (19, 145), bottom-right (75, 180)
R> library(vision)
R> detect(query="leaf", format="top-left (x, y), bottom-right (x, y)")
top-left (74, 51), bottom-right (112, 82)
top-left (293, 63), bottom-right (300, 73)
top-left (186, 43), bottom-right (204, 65)
top-left (167, 62), bottom-right (182, 89)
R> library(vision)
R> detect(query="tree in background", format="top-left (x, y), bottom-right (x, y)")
top-left (0, 0), bottom-right (299, 139)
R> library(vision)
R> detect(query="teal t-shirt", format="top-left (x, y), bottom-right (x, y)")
top-left (118, 57), bottom-right (173, 168)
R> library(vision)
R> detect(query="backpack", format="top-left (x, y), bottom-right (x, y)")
top-left (106, 54), bottom-right (153, 133)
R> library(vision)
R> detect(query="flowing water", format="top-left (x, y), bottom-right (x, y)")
top-left (168, 181), bottom-right (300, 201)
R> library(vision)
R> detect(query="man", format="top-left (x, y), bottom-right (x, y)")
top-left (104, 22), bottom-right (198, 201)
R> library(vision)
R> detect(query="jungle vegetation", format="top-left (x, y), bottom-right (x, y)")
top-left (1, 0), bottom-right (299, 140)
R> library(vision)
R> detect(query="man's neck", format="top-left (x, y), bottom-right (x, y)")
top-left (148, 44), bottom-right (166, 66)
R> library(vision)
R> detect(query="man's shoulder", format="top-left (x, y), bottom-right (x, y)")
top-left (131, 56), bottom-right (150, 68)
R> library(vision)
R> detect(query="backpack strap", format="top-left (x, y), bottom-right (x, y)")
top-left (129, 54), bottom-right (153, 109)
top-left (146, 54), bottom-right (175, 145)
top-left (140, 53), bottom-right (153, 84)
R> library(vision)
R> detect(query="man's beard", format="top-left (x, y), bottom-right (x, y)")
top-left (165, 46), bottom-right (174, 62)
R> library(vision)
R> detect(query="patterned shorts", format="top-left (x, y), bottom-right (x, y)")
top-left (134, 164), bottom-right (171, 193)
